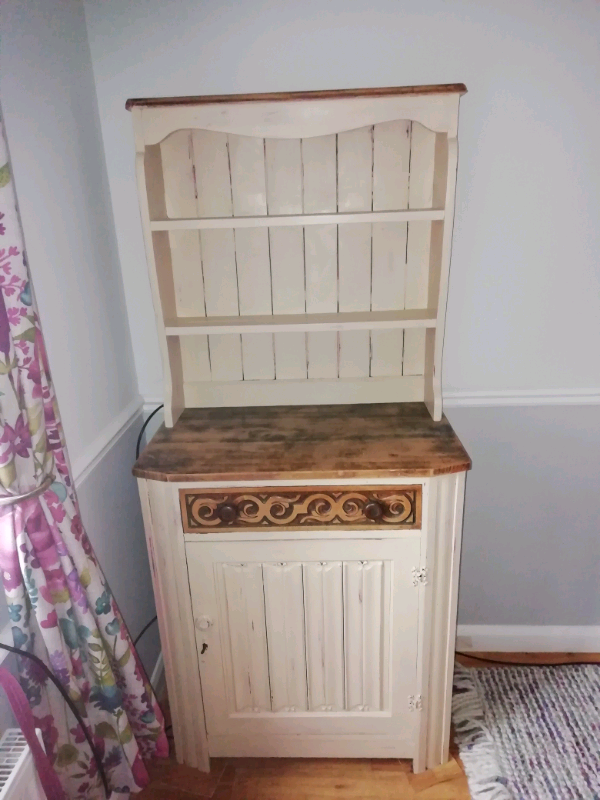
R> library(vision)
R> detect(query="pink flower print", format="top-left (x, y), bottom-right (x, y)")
top-left (25, 353), bottom-right (42, 398)
top-left (7, 307), bottom-right (21, 326)
top-left (70, 515), bottom-right (84, 542)
top-left (66, 567), bottom-right (88, 611)
top-left (0, 246), bottom-right (19, 275)
top-left (13, 413), bottom-right (32, 458)
top-left (48, 649), bottom-right (70, 686)
top-left (40, 609), bottom-right (58, 629)
top-left (46, 499), bottom-right (66, 524)
top-left (21, 501), bottom-right (59, 571)
top-left (38, 567), bottom-right (68, 605)
top-left (1, 273), bottom-right (21, 296)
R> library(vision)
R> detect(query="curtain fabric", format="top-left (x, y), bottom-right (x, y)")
top-left (0, 119), bottom-right (168, 798)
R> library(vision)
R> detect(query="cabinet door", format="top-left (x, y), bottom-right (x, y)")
top-left (186, 536), bottom-right (421, 758)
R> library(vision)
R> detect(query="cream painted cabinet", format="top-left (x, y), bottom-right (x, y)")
top-left (187, 536), bottom-right (420, 757)
top-left (130, 86), bottom-right (470, 773)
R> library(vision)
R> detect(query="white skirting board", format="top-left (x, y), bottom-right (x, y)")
top-left (456, 625), bottom-right (600, 653)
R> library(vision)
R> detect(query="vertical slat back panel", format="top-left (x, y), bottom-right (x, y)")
top-left (263, 562), bottom-right (308, 712)
top-left (302, 135), bottom-right (338, 378)
top-left (160, 131), bottom-right (211, 382)
top-left (221, 563), bottom-right (271, 713)
top-left (304, 561), bottom-right (345, 711)
top-left (404, 122), bottom-right (436, 376)
top-left (192, 131), bottom-right (243, 381)
top-left (229, 135), bottom-right (274, 380)
top-left (371, 120), bottom-right (411, 377)
top-left (337, 127), bottom-right (372, 378)
top-left (265, 139), bottom-right (307, 379)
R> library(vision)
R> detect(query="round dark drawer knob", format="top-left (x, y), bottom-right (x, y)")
top-left (364, 500), bottom-right (384, 521)
top-left (217, 502), bottom-right (238, 523)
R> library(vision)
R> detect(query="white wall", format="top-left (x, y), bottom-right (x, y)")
top-left (81, 0), bottom-right (600, 629)
top-left (448, 405), bottom-right (600, 625)
top-left (84, 0), bottom-right (600, 401)
top-left (0, 0), bottom-right (159, 675)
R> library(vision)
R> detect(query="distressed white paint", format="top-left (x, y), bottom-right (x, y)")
top-left (371, 120), bottom-right (411, 377)
top-left (302, 134), bottom-right (339, 379)
top-left (263, 562), bottom-right (308, 712)
top-left (191, 131), bottom-right (243, 382)
top-left (265, 138), bottom-right (307, 379)
top-left (337, 126), bottom-right (372, 378)
top-left (404, 122), bottom-right (436, 377)
top-left (304, 561), bottom-right (345, 712)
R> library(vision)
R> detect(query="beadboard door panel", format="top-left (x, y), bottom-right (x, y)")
top-left (187, 536), bottom-right (420, 757)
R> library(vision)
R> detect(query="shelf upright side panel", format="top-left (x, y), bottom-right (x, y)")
top-left (371, 120), bottom-right (411, 378)
top-left (228, 134), bottom-right (275, 380)
top-left (337, 126), bottom-right (373, 378)
top-left (265, 138), bottom-right (308, 380)
top-left (192, 130), bottom-right (243, 383)
top-left (132, 109), bottom-right (184, 426)
top-left (405, 123), bottom-right (437, 377)
top-left (302, 135), bottom-right (338, 379)
top-left (160, 131), bottom-right (211, 383)
top-left (425, 133), bottom-right (456, 420)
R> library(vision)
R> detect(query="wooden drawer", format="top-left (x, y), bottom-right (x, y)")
top-left (179, 486), bottom-right (421, 533)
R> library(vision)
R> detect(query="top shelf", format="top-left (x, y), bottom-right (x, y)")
top-left (150, 208), bottom-right (444, 231)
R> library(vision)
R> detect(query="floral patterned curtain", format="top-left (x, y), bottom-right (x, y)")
top-left (0, 119), bottom-right (168, 798)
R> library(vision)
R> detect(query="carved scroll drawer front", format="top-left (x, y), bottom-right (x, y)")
top-left (180, 486), bottom-right (421, 533)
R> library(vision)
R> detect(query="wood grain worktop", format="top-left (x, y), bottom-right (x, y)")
top-left (133, 402), bottom-right (471, 483)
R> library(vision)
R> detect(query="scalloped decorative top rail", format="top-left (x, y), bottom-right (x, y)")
top-left (126, 84), bottom-right (467, 110)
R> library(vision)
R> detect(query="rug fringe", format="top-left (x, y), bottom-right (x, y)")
top-left (452, 663), bottom-right (513, 800)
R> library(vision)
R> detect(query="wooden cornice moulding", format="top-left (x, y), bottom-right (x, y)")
top-left (179, 485), bottom-right (422, 533)
top-left (126, 83), bottom-right (468, 110)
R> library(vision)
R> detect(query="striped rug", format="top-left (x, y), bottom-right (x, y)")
top-left (452, 663), bottom-right (600, 800)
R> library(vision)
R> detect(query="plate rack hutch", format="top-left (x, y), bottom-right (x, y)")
top-left (130, 84), bottom-right (470, 774)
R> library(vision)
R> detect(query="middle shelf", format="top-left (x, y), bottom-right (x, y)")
top-left (150, 208), bottom-right (445, 231)
top-left (164, 308), bottom-right (437, 336)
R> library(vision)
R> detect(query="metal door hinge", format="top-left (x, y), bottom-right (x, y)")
top-left (411, 567), bottom-right (428, 586)
top-left (408, 694), bottom-right (423, 712)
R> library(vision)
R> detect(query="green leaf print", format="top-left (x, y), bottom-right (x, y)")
top-left (0, 163), bottom-right (10, 188)
top-left (55, 744), bottom-right (79, 768)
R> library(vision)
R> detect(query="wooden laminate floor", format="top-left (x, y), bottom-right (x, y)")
top-left (139, 653), bottom-right (599, 800)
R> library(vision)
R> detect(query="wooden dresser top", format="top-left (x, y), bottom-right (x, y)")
top-left (133, 403), bottom-right (471, 483)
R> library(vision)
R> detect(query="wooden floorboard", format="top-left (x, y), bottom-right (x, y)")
top-left (139, 653), bottom-right (599, 800)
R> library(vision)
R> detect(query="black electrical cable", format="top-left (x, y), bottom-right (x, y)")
top-left (135, 404), bottom-right (164, 460)
top-left (0, 642), bottom-right (110, 798)
top-left (133, 615), bottom-right (158, 647)
top-left (134, 406), bottom-right (163, 650)
top-left (456, 651), bottom-right (600, 668)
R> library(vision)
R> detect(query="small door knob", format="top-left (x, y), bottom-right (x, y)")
top-left (217, 502), bottom-right (238, 523)
top-left (364, 500), bottom-right (384, 521)
top-left (195, 615), bottom-right (212, 631)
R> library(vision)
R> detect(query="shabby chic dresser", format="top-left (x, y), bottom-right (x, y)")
top-left (130, 84), bottom-right (470, 773)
